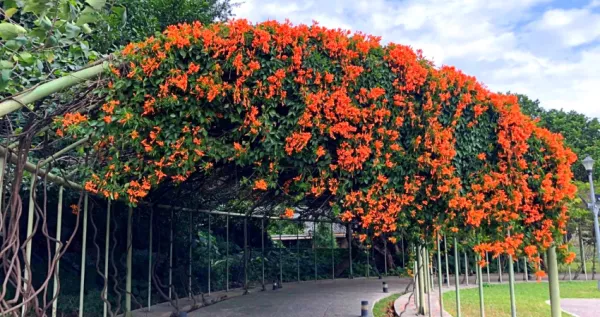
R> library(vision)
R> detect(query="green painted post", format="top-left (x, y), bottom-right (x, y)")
top-left (261, 217), bottom-right (265, 289)
top-left (444, 235), bottom-right (450, 287)
top-left (508, 254), bottom-right (516, 317)
top-left (168, 210), bottom-right (173, 299)
top-left (453, 238), bottom-right (462, 317)
top-left (384, 237), bottom-right (388, 277)
top-left (464, 251), bottom-right (469, 286)
top-left (297, 223), bottom-right (300, 282)
top-left (547, 247), bottom-right (561, 317)
top-left (401, 235), bottom-right (405, 268)
top-left (366, 234), bottom-right (370, 278)
top-left (578, 224), bottom-right (588, 280)
top-left (314, 221), bottom-right (317, 281)
top-left (416, 245), bottom-right (426, 315)
top-left (348, 223), bottom-right (353, 278)
top-left (79, 194), bottom-right (89, 317)
top-left (523, 257), bottom-right (529, 281)
top-left (331, 221), bottom-right (335, 280)
top-left (52, 187), bottom-right (64, 317)
top-left (279, 221), bottom-right (283, 284)
top-left (227, 212), bottom-right (230, 291)
top-left (244, 216), bottom-right (248, 290)
top-left (436, 235), bottom-right (444, 317)
top-left (125, 206), bottom-right (133, 316)
top-left (208, 214), bottom-right (211, 294)
top-left (426, 246), bottom-right (432, 317)
top-left (485, 252), bottom-right (490, 283)
top-left (498, 255), bottom-right (503, 283)
top-left (476, 253), bottom-right (485, 317)
top-left (188, 211), bottom-right (192, 298)
top-left (147, 208), bottom-right (153, 310)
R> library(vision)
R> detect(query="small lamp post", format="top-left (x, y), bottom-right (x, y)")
top-left (582, 155), bottom-right (600, 290)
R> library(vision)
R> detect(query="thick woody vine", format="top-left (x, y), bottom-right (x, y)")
top-left (56, 20), bottom-right (578, 276)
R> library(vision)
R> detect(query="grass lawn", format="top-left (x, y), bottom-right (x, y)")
top-left (442, 281), bottom-right (600, 317)
top-left (373, 293), bottom-right (401, 317)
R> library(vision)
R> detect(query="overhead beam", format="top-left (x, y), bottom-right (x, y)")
top-left (0, 62), bottom-right (108, 118)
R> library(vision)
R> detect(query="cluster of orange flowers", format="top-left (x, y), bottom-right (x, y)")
top-left (57, 19), bottom-right (577, 272)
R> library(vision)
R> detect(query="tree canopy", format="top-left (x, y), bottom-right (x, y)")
top-left (55, 20), bottom-right (578, 275)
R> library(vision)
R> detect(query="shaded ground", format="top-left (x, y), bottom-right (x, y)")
top-left (188, 277), bottom-right (411, 317)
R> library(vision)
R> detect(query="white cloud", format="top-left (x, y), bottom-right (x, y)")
top-left (233, 0), bottom-right (600, 118)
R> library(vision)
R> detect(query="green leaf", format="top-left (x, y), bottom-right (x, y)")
top-left (0, 22), bottom-right (27, 40)
top-left (4, 8), bottom-right (18, 19)
top-left (0, 60), bottom-right (13, 69)
top-left (76, 7), bottom-right (100, 26)
top-left (18, 52), bottom-right (35, 64)
top-left (85, 0), bottom-right (106, 11)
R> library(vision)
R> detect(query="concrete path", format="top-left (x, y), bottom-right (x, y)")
top-left (559, 299), bottom-right (600, 317)
top-left (188, 277), bottom-right (410, 317)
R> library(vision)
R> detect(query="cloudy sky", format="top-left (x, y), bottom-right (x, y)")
top-left (232, 0), bottom-right (600, 119)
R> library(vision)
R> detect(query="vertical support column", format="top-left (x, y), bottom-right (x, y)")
top-left (425, 246), bottom-right (432, 316)
top-left (453, 238), bottom-right (461, 317)
top-left (331, 221), bottom-right (335, 280)
top-left (79, 194), bottom-right (89, 317)
top-left (508, 254), bottom-right (516, 317)
top-left (244, 216), bottom-right (248, 290)
top-left (384, 237), bottom-right (388, 277)
top-left (208, 214), bottom-right (211, 295)
top-left (416, 245), bottom-right (426, 315)
top-left (279, 221), bottom-right (283, 284)
top-left (413, 247), bottom-right (419, 307)
top-left (52, 187), bottom-right (64, 317)
top-left (464, 251), bottom-right (469, 286)
top-left (261, 217), bottom-right (265, 290)
top-left (485, 252), bottom-right (490, 283)
top-left (547, 246), bottom-right (561, 317)
top-left (314, 221), bottom-right (317, 281)
top-left (436, 235), bottom-right (444, 317)
top-left (365, 230), bottom-right (369, 278)
top-left (477, 253), bottom-right (485, 317)
top-left (226, 212), bottom-right (230, 291)
top-left (296, 221), bottom-right (300, 282)
top-left (498, 255), bottom-right (503, 283)
top-left (168, 210), bottom-right (173, 299)
top-left (125, 206), bottom-right (133, 316)
top-left (578, 224), bottom-right (588, 280)
top-left (23, 176), bottom-right (36, 311)
top-left (347, 223), bottom-right (353, 278)
top-left (401, 236), bottom-right (405, 268)
top-left (523, 257), bottom-right (529, 281)
top-left (147, 208), bottom-right (153, 311)
top-left (188, 210), bottom-right (192, 298)
top-left (444, 235), bottom-right (450, 288)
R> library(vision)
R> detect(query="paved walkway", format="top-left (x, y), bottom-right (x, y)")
top-left (558, 299), bottom-right (600, 317)
top-left (186, 277), bottom-right (410, 317)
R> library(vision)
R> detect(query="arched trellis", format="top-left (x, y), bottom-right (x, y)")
top-left (4, 19), bottom-right (576, 314)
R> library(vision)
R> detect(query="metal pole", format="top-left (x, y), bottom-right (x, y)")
top-left (227, 212), bottom-right (230, 291)
top-left (101, 201), bottom-right (110, 317)
top-left (401, 235), bottom-right (405, 268)
top-left (416, 245), bottom-right (425, 314)
top-left (348, 223), bottom-right (353, 278)
top-left (279, 221), bottom-right (283, 284)
top-left (498, 255), bottom-right (503, 283)
top-left (587, 169), bottom-right (600, 290)
top-left (125, 206), bottom-right (133, 316)
top-left (297, 222), bottom-right (300, 282)
top-left (523, 257), bottom-right (529, 281)
top-left (79, 194), bottom-right (89, 317)
top-left (413, 249), bottom-right (419, 307)
top-left (23, 177), bottom-right (36, 312)
top-left (366, 232), bottom-right (369, 278)
top-left (508, 254), bottom-right (516, 317)
top-left (261, 217), bottom-right (265, 290)
top-left (477, 253), bottom-right (485, 317)
top-left (578, 224), bottom-right (588, 280)
top-left (486, 252), bottom-right (490, 283)
top-left (425, 246), bottom-right (432, 317)
top-left (384, 237), bottom-right (388, 276)
top-left (464, 251), bottom-right (469, 286)
top-left (168, 210), bottom-right (173, 299)
top-left (147, 208), bottom-right (153, 310)
top-left (208, 214), bottom-right (211, 295)
top-left (331, 221), bottom-right (335, 280)
top-left (444, 235), bottom-right (450, 287)
top-left (436, 235), bottom-right (444, 317)
top-left (453, 238), bottom-right (461, 317)
top-left (244, 216), bottom-right (248, 289)
top-left (52, 187), bottom-right (64, 317)
top-left (188, 210), bottom-right (192, 298)
top-left (314, 221), bottom-right (317, 281)
top-left (547, 246), bottom-right (561, 317)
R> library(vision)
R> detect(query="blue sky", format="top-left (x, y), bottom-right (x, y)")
top-left (233, 0), bottom-right (600, 118)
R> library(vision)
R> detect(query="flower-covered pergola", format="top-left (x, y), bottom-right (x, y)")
top-left (0, 19), bottom-right (579, 317)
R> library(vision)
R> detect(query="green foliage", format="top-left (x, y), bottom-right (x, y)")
top-left (373, 293), bottom-right (401, 317)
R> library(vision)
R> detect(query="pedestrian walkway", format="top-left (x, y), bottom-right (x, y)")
top-left (557, 299), bottom-right (600, 317)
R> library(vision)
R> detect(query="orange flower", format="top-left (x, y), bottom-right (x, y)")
top-left (283, 208), bottom-right (294, 219)
top-left (253, 179), bottom-right (268, 191)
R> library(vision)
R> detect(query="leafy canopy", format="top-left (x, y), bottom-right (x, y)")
top-left (57, 20), bottom-right (578, 273)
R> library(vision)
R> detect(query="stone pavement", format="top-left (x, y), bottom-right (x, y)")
top-left (187, 277), bottom-right (410, 317)
top-left (557, 299), bottom-right (600, 317)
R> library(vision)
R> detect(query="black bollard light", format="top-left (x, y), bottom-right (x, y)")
top-left (272, 280), bottom-right (279, 290)
top-left (382, 281), bottom-right (388, 293)
top-left (360, 300), bottom-right (369, 317)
